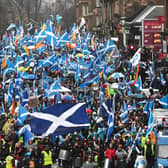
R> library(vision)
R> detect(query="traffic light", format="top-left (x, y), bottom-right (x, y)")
top-left (129, 44), bottom-right (135, 50)
top-left (153, 33), bottom-right (161, 44)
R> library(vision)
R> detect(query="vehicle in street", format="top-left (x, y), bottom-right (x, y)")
top-left (155, 133), bottom-right (168, 168)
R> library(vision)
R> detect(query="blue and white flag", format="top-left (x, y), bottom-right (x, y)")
top-left (17, 105), bottom-right (30, 126)
top-left (160, 72), bottom-right (166, 86)
top-left (101, 99), bottom-right (113, 117)
top-left (130, 48), bottom-right (141, 67)
top-left (106, 112), bottom-right (114, 141)
top-left (146, 100), bottom-right (155, 136)
top-left (80, 75), bottom-right (99, 89)
top-left (146, 109), bottom-right (154, 136)
top-left (120, 101), bottom-right (128, 124)
top-left (106, 94), bottom-right (115, 141)
top-left (8, 80), bottom-right (14, 104)
top-left (159, 94), bottom-right (168, 109)
top-left (30, 103), bottom-right (90, 137)
top-left (134, 76), bottom-right (142, 91)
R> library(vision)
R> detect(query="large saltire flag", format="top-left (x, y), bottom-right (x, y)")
top-left (29, 103), bottom-right (90, 137)
top-left (159, 94), bottom-right (168, 109)
top-left (130, 48), bottom-right (141, 67)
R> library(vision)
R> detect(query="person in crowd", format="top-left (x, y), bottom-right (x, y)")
top-left (41, 146), bottom-right (53, 168)
top-left (105, 142), bottom-right (116, 167)
top-left (116, 144), bottom-right (127, 168)
top-left (142, 138), bottom-right (155, 168)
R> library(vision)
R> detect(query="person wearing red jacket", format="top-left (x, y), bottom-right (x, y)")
top-left (105, 143), bottom-right (116, 167)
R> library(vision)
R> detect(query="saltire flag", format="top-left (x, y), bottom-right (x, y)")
top-left (24, 127), bottom-right (34, 145)
top-left (75, 62), bottom-right (81, 84)
top-left (18, 125), bottom-right (34, 145)
top-left (160, 72), bottom-right (166, 86)
top-left (48, 78), bottom-right (61, 97)
top-left (106, 112), bottom-right (114, 141)
top-left (130, 48), bottom-right (141, 67)
top-left (143, 100), bottom-right (149, 113)
top-left (83, 43), bottom-right (90, 55)
top-left (101, 99), bottom-right (113, 117)
top-left (34, 29), bottom-right (47, 44)
top-left (8, 80), bottom-right (14, 104)
top-left (80, 75), bottom-right (99, 89)
top-left (146, 100), bottom-right (155, 136)
top-left (146, 108), bottom-right (154, 136)
top-left (106, 94), bottom-right (115, 141)
top-left (45, 20), bottom-right (57, 47)
top-left (159, 94), bottom-right (168, 109)
top-left (29, 103), bottom-right (90, 137)
top-left (21, 88), bottom-right (29, 107)
top-left (120, 101), bottom-right (128, 124)
top-left (17, 105), bottom-right (30, 126)
top-left (134, 76), bottom-right (142, 91)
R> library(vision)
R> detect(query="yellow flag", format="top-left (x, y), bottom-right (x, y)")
top-left (23, 45), bottom-right (30, 56)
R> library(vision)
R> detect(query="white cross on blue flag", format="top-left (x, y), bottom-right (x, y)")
top-left (29, 103), bottom-right (90, 137)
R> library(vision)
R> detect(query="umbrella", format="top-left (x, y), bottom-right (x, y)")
top-left (108, 72), bottom-right (125, 79)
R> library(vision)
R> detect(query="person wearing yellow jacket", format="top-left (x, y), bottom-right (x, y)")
top-left (143, 139), bottom-right (155, 168)
top-left (41, 146), bottom-right (53, 168)
top-left (5, 154), bottom-right (15, 168)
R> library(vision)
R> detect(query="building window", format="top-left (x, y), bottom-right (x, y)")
top-left (96, 0), bottom-right (101, 8)
top-left (96, 16), bottom-right (100, 26)
top-left (82, 5), bottom-right (88, 16)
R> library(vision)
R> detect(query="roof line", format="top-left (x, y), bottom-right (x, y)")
top-left (127, 5), bottom-right (164, 24)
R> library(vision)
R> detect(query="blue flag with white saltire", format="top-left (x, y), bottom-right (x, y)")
top-left (45, 20), bottom-right (57, 47)
top-left (146, 109), bottom-right (154, 136)
top-left (29, 103), bottom-right (90, 137)
top-left (134, 76), bottom-right (142, 91)
top-left (160, 72), bottom-right (166, 86)
top-left (106, 94), bottom-right (115, 141)
top-left (106, 112), bottom-right (114, 140)
top-left (120, 101), bottom-right (128, 124)
top-left (75, 62), bottom-right (81, 84)
top-left (8, 80), bottom-right (14, 104)
top-left (24, 127), bottom-right (34, 145)
top-left (146, 100), bottom-right (155, 136)
top-left (80, 75), bottom-right (99, 89)
top-left (101, 99), bottom-right (113, 117)
top-left (143, 100), bottom-right (149, 114)
top-left (159, 94), bottom-right (168, 109)
top-left (21, 88), bottom-right (29, 107)
top-left (17, 105), bottom-right (30, 126)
